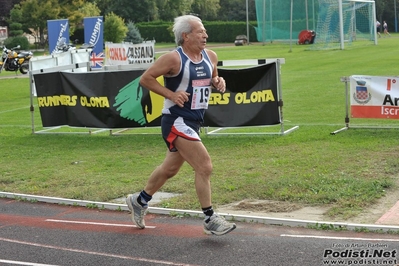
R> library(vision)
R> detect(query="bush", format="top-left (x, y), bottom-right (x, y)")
top-left (104, 12), bottom-right (128, 43)
top-left (3, 36), bottom-right (30, 50)
top-left (137, 23), bottom-right (173, 43)
top-left (125, 21), bottom-right (143, 44)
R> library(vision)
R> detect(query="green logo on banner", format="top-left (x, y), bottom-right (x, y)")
top-left (113, 76), bottom-right (147, 125)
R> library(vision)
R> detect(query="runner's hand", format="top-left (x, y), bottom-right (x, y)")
top-left (212, 76), bottom-right (226, 93)
top-left (171, 91), bottom-right (190, 107)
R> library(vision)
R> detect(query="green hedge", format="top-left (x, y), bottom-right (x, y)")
top-left (136, 21), bottom-right (258, 43)
top-left (137, 23), bottom-right (174, 42)
top-left (3, 36), bottom-right (30, 50)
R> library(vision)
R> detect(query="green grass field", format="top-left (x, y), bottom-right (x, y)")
top-left (1, 37), bottom-right (399, 221)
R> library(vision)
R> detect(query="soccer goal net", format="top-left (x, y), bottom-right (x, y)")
top-left (253, 0), bottom-right (375, 49)
top-left (312, 0), bottom-right (376, 49)
top-left (254, 0), bottom-right (318, 43)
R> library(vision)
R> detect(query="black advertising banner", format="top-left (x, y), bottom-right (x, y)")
top-left (204, 62), bottom-right (279, 127)
top-left (34, 63), bottom-right (280, 129)
top-left (34, 70), bottom-right (164, 128)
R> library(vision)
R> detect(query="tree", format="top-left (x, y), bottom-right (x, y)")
top-left (58, 0), bottom-right (86, 34)
top-left (0, 0), bottom-right (21, 27)
top-left (8, 4), bottom-right (24, 37)
top-left (86, 0), bottom-right (111, 17)
top-left (377, 0), bottom-right (398, 31)
top-left (191, 0), bottom-right (220, 20)
top-left (105, 0), bottom-right (157, 23)
top-left (79, 2), bottom-right (101, 18)
top-left (218, 0), bottom-right (256, 21)
top-left (104, 12), bottom-right (128, 43)
top-left (69, 2), bottom-right (101, 44)
top-left (20, 0), bottom-right (60, 46)
top-left (157, 0), bottom-right (193, 21)
top-left (125, 21), bottom-right (143, 44)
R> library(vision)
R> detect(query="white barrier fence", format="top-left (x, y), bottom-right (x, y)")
top-left (29, 49), bottom-right (92, 96)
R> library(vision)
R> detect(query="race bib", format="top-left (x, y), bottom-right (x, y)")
top-left (191, 86), bottom-right (211, 110)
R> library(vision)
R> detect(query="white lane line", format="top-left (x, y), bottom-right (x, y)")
top-left (0, 237), bottom-right (197, 266)
top-left (45, 219), bottom-right (156, 229)
top-left (0, 106), bottom-right (31, 114)
top-left (0, 125), bottom-right (31, 127)
top-left (281, 234), bottom-right (399, 242)
top-left (0, 259), bottom-right (59, 266)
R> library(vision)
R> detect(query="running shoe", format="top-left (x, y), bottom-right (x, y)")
top-left (203, 214), bottom-right (236, 236)
top-left (126, 193), bottom-right (148, 229)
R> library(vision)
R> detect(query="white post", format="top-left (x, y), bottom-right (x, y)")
top-left (395, 0), bottom-right (398, 32)
top-left (312, 0), bottom-right (316, 30)
top-left (246, 0), bottom-right (249, 45)
top-left (263, 0), bottom-right (266, 44)
top-left (372, 0), bottom-right (377, 45)
top-left (339, 0), bottom-right (345, 50)
top-left (290, 0), bottom-right (293, 52)
top-left (306, 0), bottom-right (309, 30)
top-left (351, 1), bottom-right (356, 41)
top-left (270, 0), bottom-right (273, 41)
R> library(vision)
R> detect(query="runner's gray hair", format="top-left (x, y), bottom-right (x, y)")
top-left (173, 15), bottom-right (202, 46)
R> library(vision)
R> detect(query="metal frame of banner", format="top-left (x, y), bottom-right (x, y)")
top-left (29, 60), bottom-right (93, 135)
top-left (205, 58), bottom-right (299, 136)
top-left (29, 58), bottom-right (299, 136)
top-left (102, 64), bottom-right (153, 71)
top-left (109, 127), bottom-right (161, 136)
top-left (331, 76), bottom-right (399, 135)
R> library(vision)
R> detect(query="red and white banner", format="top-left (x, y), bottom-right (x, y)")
top-left (105, 41), bottom-right (155, 66)
top-left (350, 75), bottom-right (399, 119)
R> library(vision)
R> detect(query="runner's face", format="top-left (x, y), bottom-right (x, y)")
top-left (186, 21), bottom-right (208, 49)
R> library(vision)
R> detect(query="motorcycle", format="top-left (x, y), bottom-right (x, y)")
top-left (53, 37), bottom-right (94, 54)
top-left (53, 37), bottom-right (76, 54)
top-left (0, 45), bottom-right (33, 74)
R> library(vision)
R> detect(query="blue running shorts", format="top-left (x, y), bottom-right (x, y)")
top-left (161, 115), bottom-right (201, 152)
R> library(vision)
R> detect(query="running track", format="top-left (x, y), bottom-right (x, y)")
top-left (1, 198), bottom-right (399, 266)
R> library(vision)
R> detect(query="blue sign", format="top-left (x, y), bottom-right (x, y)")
top-left (84, 17), bottom-right (104, 69)
top-left (47, 19), bottom-right (69, 55)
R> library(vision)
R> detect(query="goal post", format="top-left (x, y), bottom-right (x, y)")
top-left (313, 0), bottom-right (376, 50)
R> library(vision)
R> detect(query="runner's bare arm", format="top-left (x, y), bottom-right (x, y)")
top-left (140, 52), bottom-right (190, 107)
top-left (206, 49), bottom-right (226, 93)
